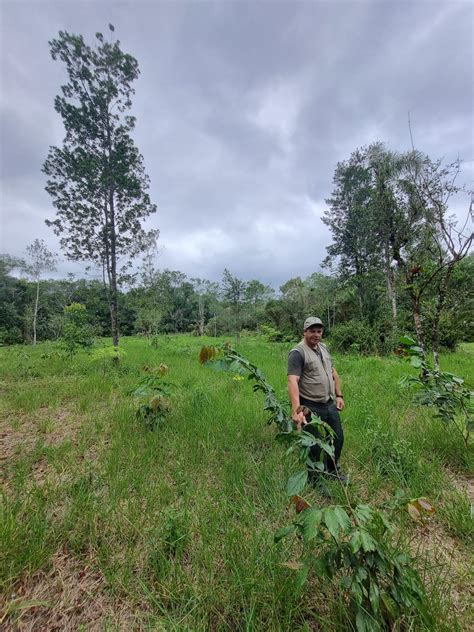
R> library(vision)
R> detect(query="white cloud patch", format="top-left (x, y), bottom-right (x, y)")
top-left (248, 76), bottom-right (308, 152)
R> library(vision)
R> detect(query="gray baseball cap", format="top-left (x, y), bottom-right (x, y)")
top-left (303, 316), bottom-right (324, 330)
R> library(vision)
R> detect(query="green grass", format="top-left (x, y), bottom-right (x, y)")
top-left (0, 336), bottom-right (472, 630)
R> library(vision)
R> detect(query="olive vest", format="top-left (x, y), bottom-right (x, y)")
top-left (292, 341), bottom-right (335, 403)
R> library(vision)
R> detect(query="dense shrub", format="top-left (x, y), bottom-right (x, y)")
top-left (328, 320), bottom-right (399, 354)
top-left (328, 321), bottom-right (376, 354)
top-left (61, 303), bottom-right (95, 355)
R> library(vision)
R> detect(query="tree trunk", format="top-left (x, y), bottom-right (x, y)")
top-left (105, 109), bottom-right (119, 348)
top-left (109, 188), bottom-right (119, 347)
top-left (33, 279), bottom-right (40, 345)
top-left (431, 264), bottom-right (454, 371)
top-left (198, 295), bottom-right (204, 336)
top-left (385, 243), bottom-right (397, 321)
top-left (411, 292), bottom-right (428, 380)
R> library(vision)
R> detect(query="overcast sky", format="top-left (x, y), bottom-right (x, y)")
top-left (1, 0), bottom-right (473, 288)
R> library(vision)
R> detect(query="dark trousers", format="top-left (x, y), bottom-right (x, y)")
top-left (300, 397), bottom-right (344, 472)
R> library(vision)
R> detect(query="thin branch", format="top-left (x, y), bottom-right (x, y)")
top-left (408, 111), bottom-right (415, 151)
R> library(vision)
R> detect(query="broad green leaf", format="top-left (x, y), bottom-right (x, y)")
top-left (302, 508), bottom-right (323, 543)
top-left (351, 530), bottom-right (362, 553)
top-left (355, 609), bottom-right (376, 632)
top-left (410, 356), bottom-right (422, 368)
top-left (360, 529), bottom-right (377, 552)
top-left (323, 508), bottom-right (340, 541)
top-left (380, 592), bottom-right (397, 618)
top-left (316, 440), bottom-right (335, 458)
top-left (286, 470), bottom-right (308, 496)
top-left (295, 562), bottom-right (310, 591)
top-left (274, 524), bottom-right (297, 543)
top-left (354, 504), bottom-right (373, 523)
top-left (333, 506), bottom-right (351, 533)
top-left (399, 335), bottom-right (416, 346)
top-left (369, 580), bottom-right (380, 614)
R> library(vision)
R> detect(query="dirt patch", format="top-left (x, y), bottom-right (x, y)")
top-left (450, 471), bottom-right (474, 504)
top-left (0, 406), bottom-right (87, 490)
top-left (0, 548), bottom-right (148, 631)
top-left (0, 406), bottom-right (81, 462)
top-left (410, 519), bottom-right (473, 622)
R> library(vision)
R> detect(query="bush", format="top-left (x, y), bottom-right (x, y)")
top-left (328, 320), bottom-right (398, 355)
top-left (328, 321), bottom-right (376, 354)
top-left (0, 326), bottom-right (23, 345)
top-left (61, 303), bottom-right (95, 355)
top-left (259, 324), bottom-right (284, 342)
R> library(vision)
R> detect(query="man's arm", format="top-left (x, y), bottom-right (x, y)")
top-left (288, 374), bottom-right (306, 427)
top-left (332, 368), bottom-right (345, 411)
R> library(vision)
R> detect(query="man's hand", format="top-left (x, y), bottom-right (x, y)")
top-left (292, 409), bottom-right (307, 429)
top-left (336, 396), bottom-right (345, 411)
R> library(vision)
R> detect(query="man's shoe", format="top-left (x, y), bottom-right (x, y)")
top-left (335, 465), bottom-right (349, 484)
top-left (323, 467), bottom-right (349, 485)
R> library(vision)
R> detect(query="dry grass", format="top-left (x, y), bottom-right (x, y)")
top-left (1, 548), bottom-right (149, 631)
top-left (0, 406), bottom-right (80, 464)
top-left (411, 519), bottom-right (474, 622)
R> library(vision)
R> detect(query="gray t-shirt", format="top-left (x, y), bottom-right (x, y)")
top-left (288, 347), bottom-right (324, 376)
top-left (287, 349), bottom-right (304, 376)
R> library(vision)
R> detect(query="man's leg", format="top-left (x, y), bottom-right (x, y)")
top-left (300, 398), bottom-right (344, 472)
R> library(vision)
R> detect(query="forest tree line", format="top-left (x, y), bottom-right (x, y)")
top-left (1, 251), bottom-right (472, 354)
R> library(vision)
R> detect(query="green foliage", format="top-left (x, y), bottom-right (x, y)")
top-left (328, 320), bottom-right (396, 355)
top-left (88, 345), bottom-right (126, 372)
top-left (60, 303), bottom-right (95, 356)
top-left (161, 509), bottom-right (190, 558)
top-left (276, 502), bottom-right (429, 631)
top-left (130, 364), bottom-right (172, 430)
top-left (400, 336), bottom-right (473, 447)
top-left (329, 321), bottom-right (375, 354)
top-left (259, 324), bottom-right (285, 342)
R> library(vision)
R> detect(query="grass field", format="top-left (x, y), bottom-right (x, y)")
top-left (1, 336), bottom-right (473, 630)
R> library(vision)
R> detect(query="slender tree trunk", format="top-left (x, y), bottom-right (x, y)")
top-left (198, 295), bottom-right (204, 336)
top-left (385, 243), bottom-right (397, 321)
top-left (105, 111), bottom-right (119, 348)
top-left (33, 279), bottom-right (40, 345)
top-left (109, 188), bottom-right (119, 347)
top-left (431, 265), bottom-right (454, 370)
top-left (412, 300), bottom-right (425, 354)
top-left (411, 292), bottom-right (428, 381)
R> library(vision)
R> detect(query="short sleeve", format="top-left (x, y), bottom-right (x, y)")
top-left (287, 350), bottom-right (304, 376)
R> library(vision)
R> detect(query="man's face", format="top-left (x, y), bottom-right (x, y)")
top-left (304, 325), bottom-right (324, 347)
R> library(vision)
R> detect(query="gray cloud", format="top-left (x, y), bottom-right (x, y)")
top-left (1, 0), bottom-right (472, 288)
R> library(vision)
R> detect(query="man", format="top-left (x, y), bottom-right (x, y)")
top-left (287, 316), bottom-right (347, 483)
